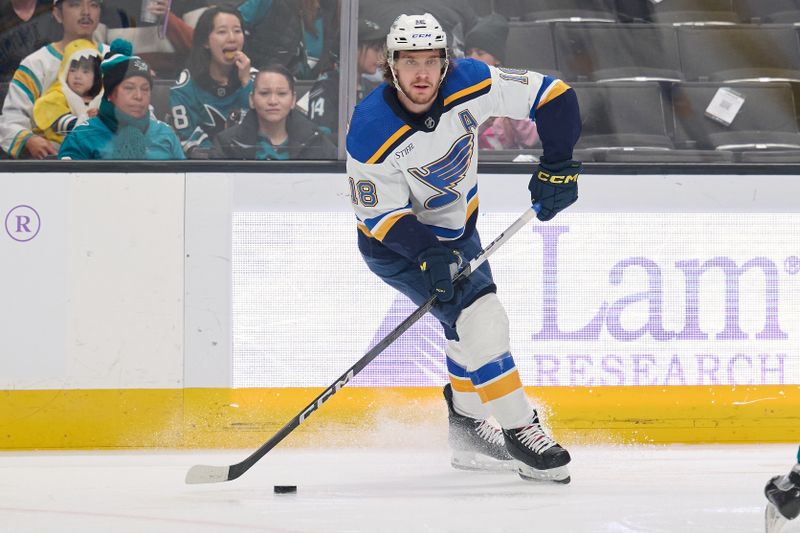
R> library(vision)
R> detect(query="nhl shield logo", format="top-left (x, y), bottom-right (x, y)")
top-left (424, 116), bottom-right (435, 129)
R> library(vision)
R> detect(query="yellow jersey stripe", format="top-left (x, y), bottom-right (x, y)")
top-left (449, 375), bottom-right (476, 393)
top-left (466, 193), bottom-right (479, 221)
top-left (10, 130), bottom-right (33, 158)
top-left (357, 222), bottom-right (373, 238)
top-left (14, 70), bottom-right (40, 100)
top-left (371, 211), bottom-right (411, 241)
top-left (443, 78), bottom-right (492, 107)
top-left (366, 125), bottom-right (412, 164)
top-left (537, 80), bottom-right (571, 109)
top-left (475, 369), bottom-right (523, 403)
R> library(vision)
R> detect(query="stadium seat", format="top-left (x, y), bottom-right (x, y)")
top-left (736, 149), bottom-right (800, 162)
top-left (571, 81), bottom-right (675, 152)
top-left (733, 0), bottom-right (800, 24)
top-left (677, 25), bottom-right (800, 82)
top-left (553, 23), bottom-right (682, 82)
top-left (467, 0), bottom-right (493, 17)
top-left (150, 79), bottom-right (174, 123)
top-left (294, 78), bottom-right (315, 101)
top-left (671, 82), bottom-right (800, 151)
top-left (651, 0), bottom-right (740, 25)
top-left (493, 0), bottom-right (526, 20)
top-left (594, 148), bottom-right (735, 163)
top-left (505, 22), bottom-right (561, 76)
top-left (613, 0), bottom-right (655, 23)
top-left (519, 0), bottom-right (617, 23)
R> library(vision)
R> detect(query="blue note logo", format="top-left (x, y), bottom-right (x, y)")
top-left (409, 133), bottom-right (475, 210)
top-left (5, 205), bottom-right (40, 242)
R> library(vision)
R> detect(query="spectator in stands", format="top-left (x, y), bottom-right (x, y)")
top-left (238, 0), bottom-right (338, 80)
top-left (97, 0), bottom-right (206, 79)
top-left (33, 38), bottom-right (102, 144)
top-left (0, 0), bottom-right (107, 159)
top-left (465, 14), bottom-right (539, 151)
top-left (307, 15), bottom-right (383, 138)
top-left (59, 39), bottom-right (184, 158)
top-left (0, 0), bottom-right (60, 81)
top-left (211, 64), bottom-right (335, 159)
top-left (169, 5), bottom-right (253, 157)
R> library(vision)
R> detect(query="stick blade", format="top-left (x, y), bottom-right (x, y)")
top-left (766, 502), bottom-right (789, 533)
top-left (185, 464), bottom-right (231, 484)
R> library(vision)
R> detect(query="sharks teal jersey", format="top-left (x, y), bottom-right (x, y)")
top-left (169, 68), bottom-right (254, 152)
top-left (345, 58), bottom-right (579, 261)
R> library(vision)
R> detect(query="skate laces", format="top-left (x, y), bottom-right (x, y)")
top-left (475, 419), bottom-right (505, 447)
top-left (515, 418), bottom-right (557, 454)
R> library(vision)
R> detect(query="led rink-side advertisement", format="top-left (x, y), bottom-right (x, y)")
top-left (232, 211), bottom-right (800, 389)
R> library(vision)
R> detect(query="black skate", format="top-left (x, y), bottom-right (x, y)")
top-left (765, 466), bottom-right (800, 533)
top-left (502, 411), bottom-right (571, 484)
top-left (443, 384), bottom-right (513, 472)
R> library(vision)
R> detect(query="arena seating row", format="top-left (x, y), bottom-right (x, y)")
top-left (506, 22), bottom-right (800, 83)
top-left (479, 81), bottom-right (800, 163)
top-left (2, 79), bottom-right (798, 163)
top-left (0, 78), bottom-right (318, 128)
top-left (470, 0), bottom-right (800, 25)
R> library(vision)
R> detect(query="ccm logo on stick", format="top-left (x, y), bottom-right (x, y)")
top-left (299, 369), bottom-right (355, 423)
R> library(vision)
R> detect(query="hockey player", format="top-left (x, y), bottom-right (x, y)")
top-left (765, 446), bottom-right (800, 533)
top-left (346, 13), bottom-right (581, 483)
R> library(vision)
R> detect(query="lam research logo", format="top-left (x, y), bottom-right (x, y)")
top-left (5, 205), bottom-right (41, 242)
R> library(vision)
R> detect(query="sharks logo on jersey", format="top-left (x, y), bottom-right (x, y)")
top-left (409, 132), bottom-right (475, 210)
top-left (169, 69), bottom-right (252, 151)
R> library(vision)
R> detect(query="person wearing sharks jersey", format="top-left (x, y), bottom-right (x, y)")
top-left (169, 5), bottom-right (254, 157)
top-left (346, 13), bottom-right (581, 483)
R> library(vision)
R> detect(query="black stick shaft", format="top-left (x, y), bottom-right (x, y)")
top-left (225, 204), bottom-right (539, 481)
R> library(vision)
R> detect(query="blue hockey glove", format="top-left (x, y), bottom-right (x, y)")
top-left (529, 160), bottom-right (581, 221)
top-left (418, 247), bottom-right (463, 304)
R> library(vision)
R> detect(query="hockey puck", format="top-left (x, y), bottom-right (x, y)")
top-left (273, 485), bottom-right (297, 494)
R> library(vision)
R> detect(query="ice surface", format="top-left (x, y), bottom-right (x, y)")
top-left (0, 444), bottom-right (798, 533)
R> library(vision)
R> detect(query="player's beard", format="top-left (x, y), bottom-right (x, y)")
top-left (397, 76), bottom-right (440, 106)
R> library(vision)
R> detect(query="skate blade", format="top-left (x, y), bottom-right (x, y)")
top-left (766, 503), bottom-right (789, 533)
top-left (517, 463), bottom-right (571, 484)
top-left (451, 451), bottom-right (515, 472)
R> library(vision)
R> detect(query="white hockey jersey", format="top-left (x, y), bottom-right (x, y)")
top-left (345, 57), bottom-right (578, 261)
top-left (0, 41), bottom-right (108, 157)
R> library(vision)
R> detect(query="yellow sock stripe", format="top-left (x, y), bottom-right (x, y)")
top-left (475, 369), bottom-right (523, 403)
top-left (449, 375), bottom-right (476, 393)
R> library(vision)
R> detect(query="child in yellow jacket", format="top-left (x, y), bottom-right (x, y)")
top-left (33, 39), bottom-right (104, 145)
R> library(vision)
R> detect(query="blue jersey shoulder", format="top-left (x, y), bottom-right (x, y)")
top-left (440, 58), bottom-right (491, 102)
top-left (346, 83), bottom-right (408, 164)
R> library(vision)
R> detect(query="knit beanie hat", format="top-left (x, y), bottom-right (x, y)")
top-left (358, 17), bottom-right (384, 44)
top-left (465, 14), bottom-right (509, 64)
top-left (100, 39), bottom-right (153, 99)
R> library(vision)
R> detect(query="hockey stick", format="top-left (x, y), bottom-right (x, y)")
top-left (185, 203), bottom-right (541, 484)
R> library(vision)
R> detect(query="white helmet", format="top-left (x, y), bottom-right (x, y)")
top-left (386, 13), bottom-right (448, 66)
